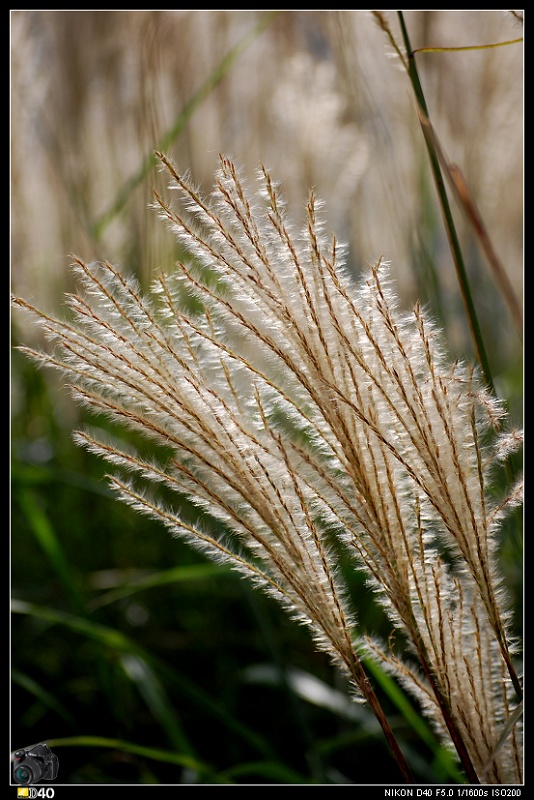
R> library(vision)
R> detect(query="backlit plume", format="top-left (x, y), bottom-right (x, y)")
top-left (13, 153), bottom-right (523, 783)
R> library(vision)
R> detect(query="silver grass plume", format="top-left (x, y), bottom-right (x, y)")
top-left (12, 153), bottom-right (522, 784)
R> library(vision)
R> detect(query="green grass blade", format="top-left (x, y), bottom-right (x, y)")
top-left (11, 599), bottom-right (277, 760)
top-left (43, 735), bottom-right (225, 782)
top-left (12, 669), bottom-right (78, 729)
top-left (12, 598), bottom-right (140, 652)
top-left (119, 653), bottom-right (194, 756)
top-left (147, 655), bottom-right (278, 762)
top-left (14, 488), bottom-right (86, 614)
top-left (89, 562), bottom-right (231, 609)
top-left (361, 654), bottom-right (465, 783)
top-left (91, 10), bottom-right (282, 241)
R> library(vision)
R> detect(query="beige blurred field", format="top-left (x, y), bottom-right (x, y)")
top-left (11, 9), bottom-right (523, 402)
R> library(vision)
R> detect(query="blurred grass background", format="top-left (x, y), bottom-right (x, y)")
top-left (11, 10), bottom-right (523, 784)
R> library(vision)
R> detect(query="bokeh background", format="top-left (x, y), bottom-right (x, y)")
top-left (11, 10), bottom-right (523, 785)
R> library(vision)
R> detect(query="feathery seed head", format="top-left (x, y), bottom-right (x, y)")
top-left (12, 154), bottom-right (522, 782)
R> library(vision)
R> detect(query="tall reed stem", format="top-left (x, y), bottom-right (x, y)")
top-left (347, 653), bottom-right (414, 783)
top-left (396, 11), bottom-right (495, 396)
top-left (395, 12), bottom-right (522, 705)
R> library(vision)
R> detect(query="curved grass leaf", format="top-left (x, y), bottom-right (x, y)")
top-left (11, 599), bottom-right (277, 761)
top-left (89, 562), bottom-right (231, 610)
top-left (12, 669), bottom-right (78, 730)
top-left (14, 488), bottom-right (86, 614)
top-left (44, 735), bottom-right (224, 782)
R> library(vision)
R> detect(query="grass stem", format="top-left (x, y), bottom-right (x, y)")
top-left (396, 11), bottom-right (496, 395)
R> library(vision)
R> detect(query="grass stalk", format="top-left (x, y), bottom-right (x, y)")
top-left (396, 11), bottom-right (495, 395)
top-left (361, 655), bottom-right (465, 783)
top-left (393, 12), bottom-right (522, 705)
top-left (415, 113), bottom-right (523, 341)
top-left (416, 644), bottom-right (480, 783)
top-left (347, 652), bottom-right (414, 783)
